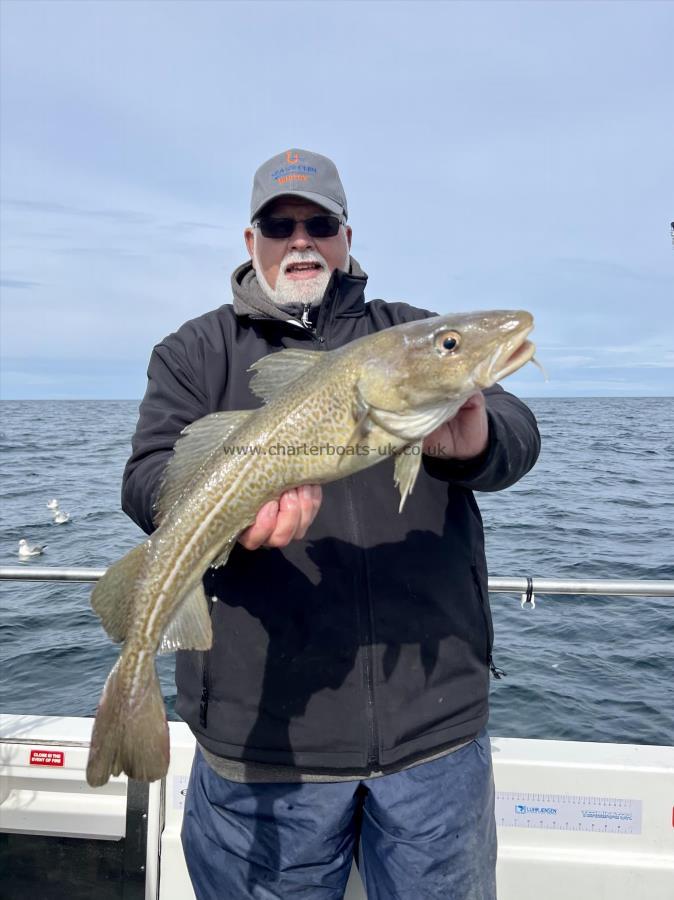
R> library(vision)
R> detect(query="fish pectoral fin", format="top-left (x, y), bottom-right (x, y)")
top-left (91, 542), bottom-right (149, 642)
top-left (248, 348), bottom-right (324, 403)
top-left (337, 399), bottom-right (373, 470)
top-left (370, 400), bottom-right (464, 443)
top-left (155, 410), bottom-right (254, 525)
top-left (393, 441), bottom-right (424, 512)
top-left (159, 582), bottom-right (213, 654)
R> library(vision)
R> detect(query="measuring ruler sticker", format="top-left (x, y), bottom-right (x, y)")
top-left (172, 774), bottom-right (189, 810)
top-left (495, 792), bottom-right (642, 834)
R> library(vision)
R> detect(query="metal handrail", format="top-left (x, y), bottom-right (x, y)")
top-left (1, 567), bottom-right (673, 597)
top-left (1, 567), bottom-right (107, 582)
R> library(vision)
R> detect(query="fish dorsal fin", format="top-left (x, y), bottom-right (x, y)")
top-left (155, 410), bottom-right (254, 525)
top-left (248, 348), bottom-right (324, 403)
top-left (393, 442), bottom-right (424, 512)
top-left (91, 542), bottom-right (150, 642)
top-left (159, 581), bottom-right (213, 654)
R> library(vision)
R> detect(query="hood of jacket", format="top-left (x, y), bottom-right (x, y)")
top-left (231, 256), bottom-right (368, 324)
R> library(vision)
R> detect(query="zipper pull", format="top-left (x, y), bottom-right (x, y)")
top-left (488, 655), bottom-right (507, 679)
top-left (300, 304), bottom-right (312, 329)
top-left (199, 684), bottom-right (209, 727)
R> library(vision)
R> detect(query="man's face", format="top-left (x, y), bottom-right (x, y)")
top-left (244, 197), bottom-right (352, 305)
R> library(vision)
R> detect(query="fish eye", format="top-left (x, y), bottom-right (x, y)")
top-left (435, 330), bottom-right (461, 354)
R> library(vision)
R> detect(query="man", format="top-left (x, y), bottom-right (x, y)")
top-left (122, 149), bottom-right (540, 899)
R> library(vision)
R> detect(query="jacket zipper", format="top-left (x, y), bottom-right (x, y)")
top-left (343, 483), bottom-right (379, 767)
top-left (286, 315), bottom-right (325, 345)
top-left (472, 564), bottom-right (506, 680)
top-left (300, 306), bottom-right (378, 760)
top-left (199, 596), bottom-right (215, 728)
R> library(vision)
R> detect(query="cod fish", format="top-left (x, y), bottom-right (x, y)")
top-left (86, 310), bottom-right (536, 787)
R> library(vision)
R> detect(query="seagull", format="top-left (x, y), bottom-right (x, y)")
top-left (47, 499), bottom-right (59, 510)
top-left (52, 510), bottom-right (71, 525)
top-left (18, 539), bottom-right (47, 558)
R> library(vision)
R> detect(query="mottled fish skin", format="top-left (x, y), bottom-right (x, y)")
top-left (86, 310), bottom-right (535, 786)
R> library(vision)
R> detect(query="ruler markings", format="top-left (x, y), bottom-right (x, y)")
top-left (495, 791), bottom-right (642, 834)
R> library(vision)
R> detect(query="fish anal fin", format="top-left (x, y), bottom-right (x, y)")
top-left (394, 442), bottom-right (424, 512)
top-left (155, 410), bottom-right (254, 525)
top-left (159, 582), bottom-right (213, 654)
top-left (91, 543), bottom-right (149, 642)
top-left (248, 348), bottom-right (324, 403)
top-left (210, 538), bottom-right (235, 570)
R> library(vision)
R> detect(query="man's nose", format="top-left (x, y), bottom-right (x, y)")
top-left (289, 222), bottom-right (313, 250)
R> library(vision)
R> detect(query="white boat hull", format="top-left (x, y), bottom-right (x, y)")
top-left (1, 715), bottom-right (673, 899)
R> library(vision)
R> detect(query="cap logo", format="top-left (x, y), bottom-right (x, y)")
top-left (271, 151), bottom-right (317, 186)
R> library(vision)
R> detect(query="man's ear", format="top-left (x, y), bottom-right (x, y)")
top-left (244, 227), bottom-right (255, 261)
top-left (345, 225), bottom-right (352, 250)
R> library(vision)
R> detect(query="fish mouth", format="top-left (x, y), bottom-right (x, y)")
top-left (484, 325), bottom-right (537, 385)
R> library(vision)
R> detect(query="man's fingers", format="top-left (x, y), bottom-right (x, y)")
top-left (295, 484), bottom-right (323, 539)
top-left (238, 486), bottom-right (323, 550)
top-left (238, 500), bottom-right (279, 550)
top-left (265, 489), bottom-right (302, 548)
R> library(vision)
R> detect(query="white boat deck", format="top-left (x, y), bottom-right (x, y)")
top-left (1, 714), bottom-right (673, 899)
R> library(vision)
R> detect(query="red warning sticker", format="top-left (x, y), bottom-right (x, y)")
top-left (29, 749), bottom-right (64, 767)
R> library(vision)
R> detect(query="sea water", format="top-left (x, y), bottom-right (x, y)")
top-left (1, 397), bottom-right (673, 745)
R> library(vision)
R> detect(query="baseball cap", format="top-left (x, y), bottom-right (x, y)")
top-left (250, 149), bottom-right (348, 222)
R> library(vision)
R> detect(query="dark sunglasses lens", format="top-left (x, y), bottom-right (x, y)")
top-left (305, 216), bottom-right (340, 238)
top-left (257, 215), bottom-right (341, 239)
top-left (258, 218), bottom-right (295, 239)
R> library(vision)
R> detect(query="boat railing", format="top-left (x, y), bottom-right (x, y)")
top-left (1, 567), bottom-right (673, 605)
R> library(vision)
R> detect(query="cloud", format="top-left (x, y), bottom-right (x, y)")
top-left (161, 221), bottom-right (223, 233)
top-left (0, 357), bottom-right (148, 400)
top-left (3, 198), bottom-right (153, 225)
top-left (53, 246), bottom-right (146, 259)
top-left (0, 277), bottom-right (41, 289)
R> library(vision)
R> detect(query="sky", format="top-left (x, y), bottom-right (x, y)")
top-left (1, 0), bottom-right (672, 399)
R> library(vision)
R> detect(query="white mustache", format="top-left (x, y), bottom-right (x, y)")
top-left (281, 251), bottom-right (327, 274)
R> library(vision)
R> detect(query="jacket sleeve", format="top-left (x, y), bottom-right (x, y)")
top-left (423, 383), bottom-right (541, 492)
top-left (122, 341), bottom-right (210, 534)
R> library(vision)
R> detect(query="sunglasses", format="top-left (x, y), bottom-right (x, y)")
top-left (253, 215), bottom-right (342, 240)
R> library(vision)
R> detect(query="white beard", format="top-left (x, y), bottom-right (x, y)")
top-left (253, 240), bottom-right (350, 307)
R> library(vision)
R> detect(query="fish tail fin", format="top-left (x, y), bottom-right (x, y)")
top-left (86, 656), bottom-right (169, 787)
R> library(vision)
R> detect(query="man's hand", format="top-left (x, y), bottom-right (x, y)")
top-left (422, 392), bottom-right (489, 460)
top-left (238, 485), bottom-right (323, 550)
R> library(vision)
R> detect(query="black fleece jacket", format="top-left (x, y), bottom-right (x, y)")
top-left (122, 261), bottom-right (540, 773)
